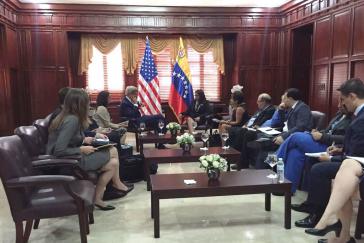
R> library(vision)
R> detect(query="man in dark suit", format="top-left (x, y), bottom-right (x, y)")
top-left (275, 99), bottom-right (352, 193)
top-left (273, 88), bottom-right (313, 145)
top-left (293, 78), bottom-right (364, 228)
top-left (228, 93), bottom-right (276, 169)
top-left (120, 85), bottom-right (166, 135)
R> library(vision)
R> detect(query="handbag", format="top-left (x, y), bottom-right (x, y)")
top-left (209, 131), bottom-right (222, 147)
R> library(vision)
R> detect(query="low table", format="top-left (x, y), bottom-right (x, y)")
top-left (150, 170), bottom-right (292, 238)
top-left (143, 147), bottom-right (240, 190)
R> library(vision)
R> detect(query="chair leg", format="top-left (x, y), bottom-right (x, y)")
top-left (135, 133), bottom-right (140, 152)
top-left (33, 219), bottom-right (40, 229)
top-left (85, 213), bottom-right (90, 235)
top-left (15, 221), bottom-right (24, 243)
top-left (88, 212), bottom-right (94, 224)
top-left (355, 200), bottom-right (364, 239)
top-left (23, 220), bottom-right (33, 243)
top-left (77, 210), bottom-right (88, 243)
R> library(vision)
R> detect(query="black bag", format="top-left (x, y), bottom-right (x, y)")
top-left (119, 145), bottom-right (158, 183)
top-left (120, 155), bottom-right (144, 183)
top-left (119, 144), bottom-right (133, 159)
top-left (209, 131), bottom-right (222, 147)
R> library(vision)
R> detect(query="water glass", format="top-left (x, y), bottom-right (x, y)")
top-left (158, 120), bottom-right (164, 136)
top-left (221, 132), bottom-right (229, 150)
top-left (200, 132), bottom-right (209, 151)
top-left (192, 121), bottom-right (198, 134)
top-left (139, 122), bottom-right (146, 136)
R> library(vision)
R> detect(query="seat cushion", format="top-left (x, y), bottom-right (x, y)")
top-left (16, 180), bottom-right (95, 221)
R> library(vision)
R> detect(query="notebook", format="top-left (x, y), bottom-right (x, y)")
top-left (95, 143), bottom-right (116, 150)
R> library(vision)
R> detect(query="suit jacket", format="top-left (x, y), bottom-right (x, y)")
top-left (251, 104), bottom-right (276, 127)
top-left (279, 101), bottom-right (313, 139)
top-left (46, 115), bottom-right (83, 157)
top-left (319, 112), bottom-right (352, 145)
top-left (119, 97), bottom-right (141, 120)
top-left (343, 107), bottom-right (364, 156)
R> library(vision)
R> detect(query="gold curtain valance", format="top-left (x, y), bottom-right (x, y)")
top-left (78, 35), bottom-right (224, 75)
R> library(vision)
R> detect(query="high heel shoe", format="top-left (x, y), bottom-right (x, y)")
top-left (305, 220), bottom-right (342, 237)
top-left (95, 204), bottom-right (115, 211)
top-left (107, 184), bottom-right (134, 194)
top-left (318, 237), bottom-right (356, 243)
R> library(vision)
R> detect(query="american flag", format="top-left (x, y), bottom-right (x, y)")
top-left (137, 37), bottom-right (162, 115)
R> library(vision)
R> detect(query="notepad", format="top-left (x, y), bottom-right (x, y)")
top-left (305, 152), bottom-right (328, 158)
top-left (95, 143), bottom-right (116, 150)
top-left (258, 127), bottom-right (281, 135)
top-left (184, 179), bottom-right (197, 185)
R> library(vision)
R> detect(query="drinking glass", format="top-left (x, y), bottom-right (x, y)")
top-left (192, 121), bottom-right (198, 134)
top-left (139, 122), bottom-right (146, 136)
top-left (200, 132), bottom-right (209, 151)
top-left (158, 120), bottom-right (165, 136)
top-left (265, 153), bottom-right (278, 179)
top-left (221, 132), bottom-right (229, 150)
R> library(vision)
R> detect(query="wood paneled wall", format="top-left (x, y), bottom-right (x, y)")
top-left (284, 0), bottom-right (364, 118)
top-left (0, 0), bottom-right (364, 134)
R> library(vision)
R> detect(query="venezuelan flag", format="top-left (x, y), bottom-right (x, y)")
top-left (168, 37), bottom-right (194, 122)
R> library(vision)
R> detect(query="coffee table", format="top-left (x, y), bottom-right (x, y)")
top-left (143, 147), bottom-right (240, 190)
top-left (150, 170), bottom-right (291, 238)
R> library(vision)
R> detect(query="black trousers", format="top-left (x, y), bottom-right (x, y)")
top-left (306, 162), bottom-right (341, 215)
top-left (228, 127), bottom-right (258, 169)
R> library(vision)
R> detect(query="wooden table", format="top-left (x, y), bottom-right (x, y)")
top-left (138, 132), bottom-right (202, 154)
top-left (150, 170), bottom-right (292, 238)
top-left (143, 147), bottom-right (240, 190)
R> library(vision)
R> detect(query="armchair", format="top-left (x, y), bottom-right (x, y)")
top-left (0, 135), bottom-right (95, 243)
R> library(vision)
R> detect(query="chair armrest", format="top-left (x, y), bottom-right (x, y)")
top-left (32, 159), bottom-right (79, 169)
top-left (6, 175), bottom-right (76, 188)
top-left (59, 155), bottom-right (82, 160)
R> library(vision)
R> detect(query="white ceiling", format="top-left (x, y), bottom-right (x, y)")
top-left (18, 0), bottom-right (292, 8)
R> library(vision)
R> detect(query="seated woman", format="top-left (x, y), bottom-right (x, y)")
top-left (275, 100), bottom-right (351, 193)
top-left (219, 90), bottom-right (249, 133)
top-left (305, 158), bottom-right (362, 243)
top-left (94, 91), bottom-right (127, 144)
top-left (179, 89), bottom-right (211, 134)
top-left (47, 88), bottom-right (132, 211)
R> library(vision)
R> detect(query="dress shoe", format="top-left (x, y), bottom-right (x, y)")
top-left (157, 144), bottom-right (167, 149)
top-left (102, 190), bottom-right (126, 201)
top-left (231, 164), bottom-right (240, 170)
top-left (295, 214), bottom-right (320, 228)
top-left (318, 237), bottom-right (356, 243)
top-left (107, 184), bottom-right (134, 194)
top-left (291, 202), bottom-right (312, 213)
top-left (95, 204), bottom-right (115, 211)
top-left (305, 220), bottom-right (342, 237)
top-left (122, 181), bottom-right (134, 188)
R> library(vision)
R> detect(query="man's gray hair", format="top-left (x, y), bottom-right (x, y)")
top-left (258, 93), bottom-right (272, 103)
top-left (125, 86), bottom-right (138, 96)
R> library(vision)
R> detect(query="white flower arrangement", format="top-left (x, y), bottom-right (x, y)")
top-left (199, 154), bottom-right (228, 171)
top-left (176, 132), bottom-right (195, 145)
top-left (166, 122), bottom-right (181, 131)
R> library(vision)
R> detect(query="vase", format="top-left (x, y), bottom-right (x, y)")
top-left (207, 168), bottom-right (220, 180)
top-left (170, 129), bottom-right (178, 137)
top-left (181, 143), bottom-right (192, 152)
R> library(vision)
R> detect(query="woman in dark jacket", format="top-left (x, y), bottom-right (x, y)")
top-left (179, 89), bottom-right (212, 133)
